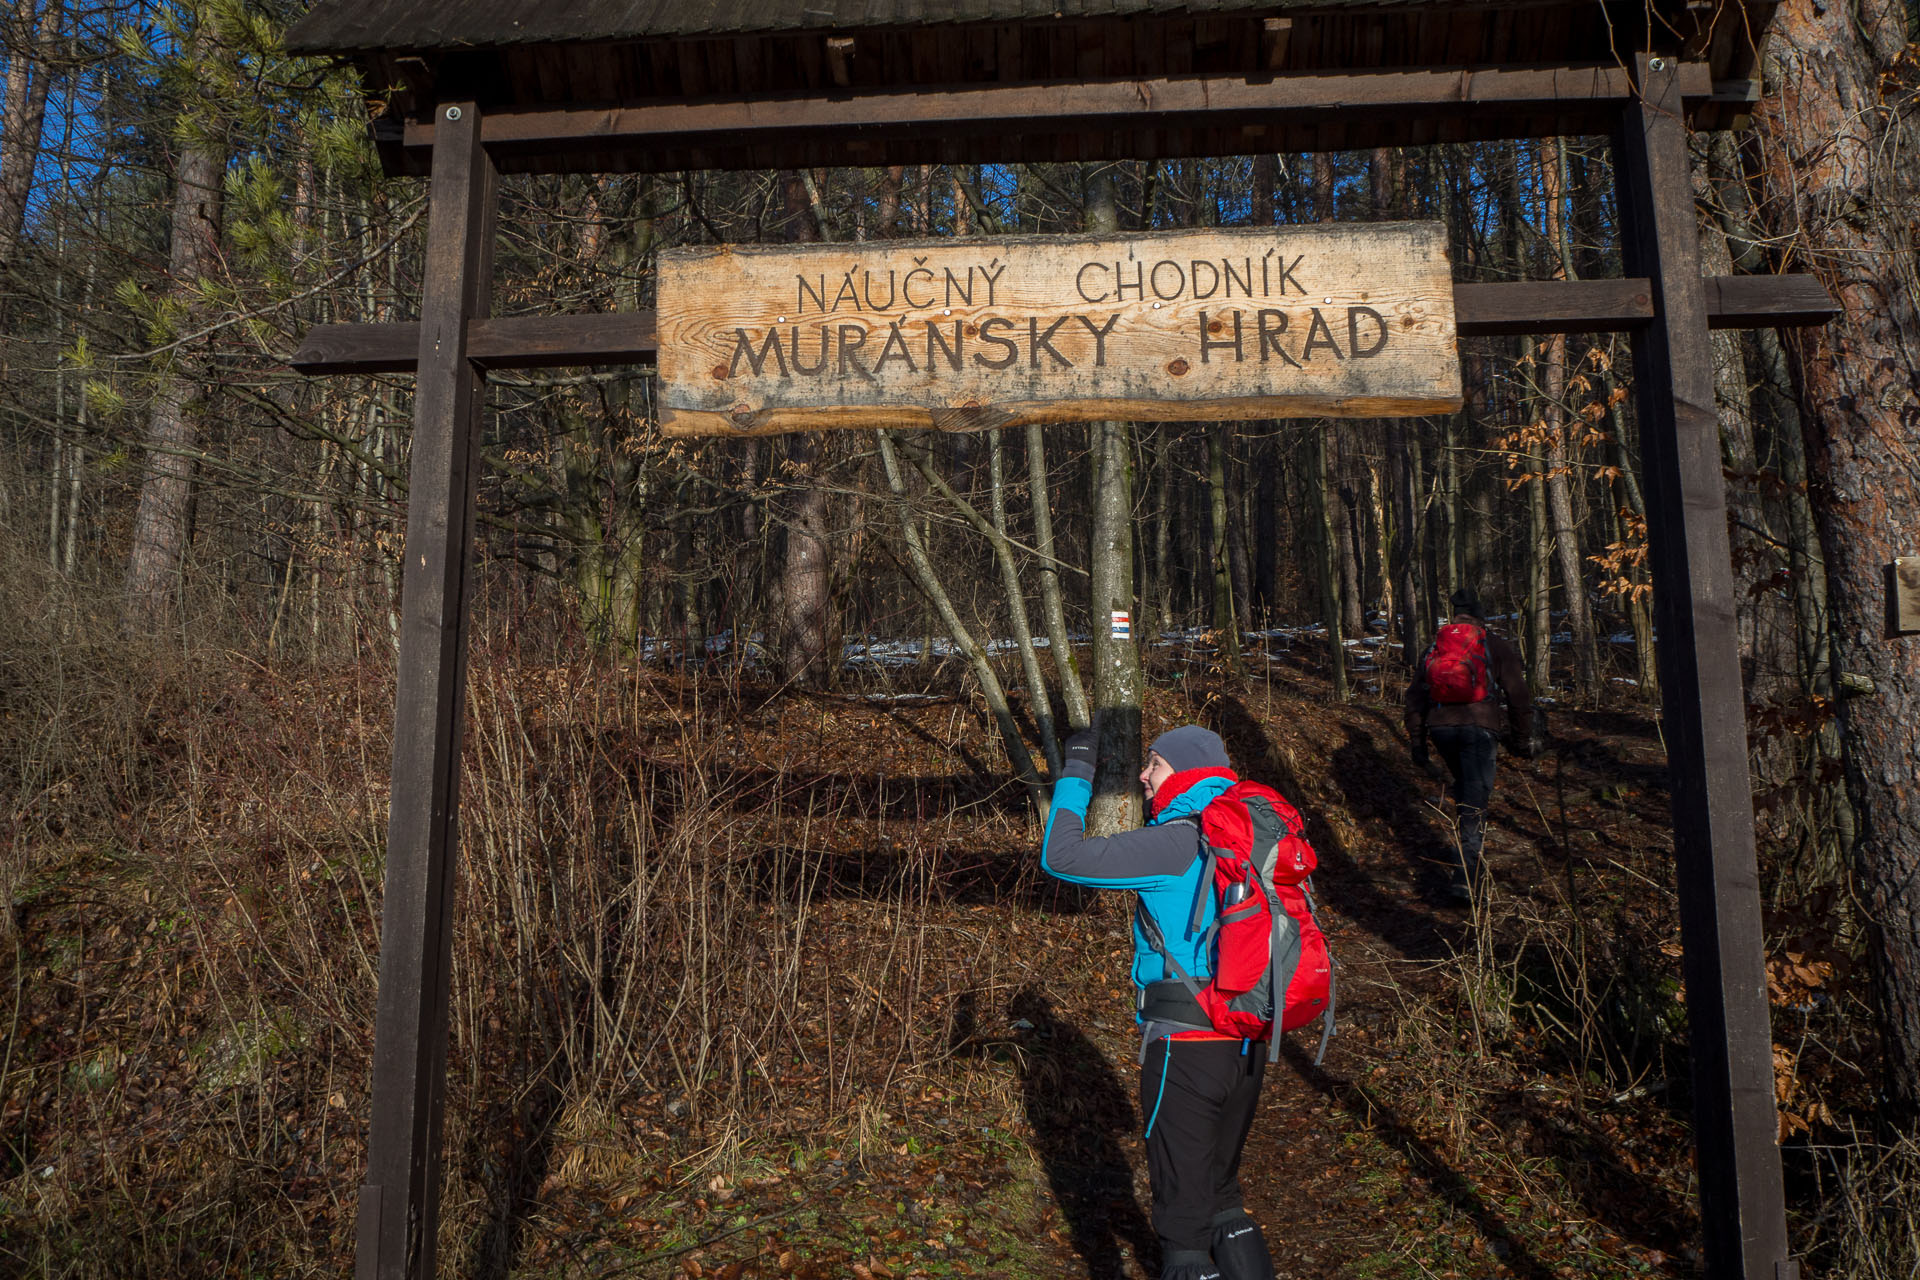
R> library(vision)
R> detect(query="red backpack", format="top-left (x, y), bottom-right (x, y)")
top-left (1138, 781), bottom-right (1335, 1063)
top-left (1422, 622), bottom-right (1492, 704)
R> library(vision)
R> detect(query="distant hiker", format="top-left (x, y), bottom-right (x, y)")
top-left (1041, 724), bottom-right (1331, 1280)
top-left (1405, 588), bottom-right (1537, 903)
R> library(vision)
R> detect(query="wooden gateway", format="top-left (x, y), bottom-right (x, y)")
top-left (283, 3), bottom-right (1835, 1278)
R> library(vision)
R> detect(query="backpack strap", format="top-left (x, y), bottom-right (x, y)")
top-left (1135, 901), bottom-right (1206, 1004)
top-left (1188, 845), bottom-right (1220, 935)
top-left (1303, 879), bottom-right (1335, 1067)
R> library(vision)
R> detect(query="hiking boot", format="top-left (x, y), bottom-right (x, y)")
top-left (1160, 1249), bottom-right (1223, 1280)
top-left (1210, 1210), bottom-right (1275, 1280)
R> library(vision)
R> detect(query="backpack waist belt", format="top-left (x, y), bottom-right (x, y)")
top-left (1137, 979), bottom-right (1213, 1031)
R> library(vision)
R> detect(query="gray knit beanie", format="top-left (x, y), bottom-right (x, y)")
top-left (1149, 726), bottom-right (1231, 773)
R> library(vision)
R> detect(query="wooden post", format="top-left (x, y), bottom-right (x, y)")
top-left (1615, 56), bottom-right (1791, 1280)
top-left (355, 100), bottom-right (495, 1280)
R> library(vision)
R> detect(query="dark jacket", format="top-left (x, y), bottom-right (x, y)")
top-left (1405, 613), bottom-right (1531, 740)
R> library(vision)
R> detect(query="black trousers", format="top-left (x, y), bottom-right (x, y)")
top-left (1139, 1037), bottom-right (1266, 1254)
top-left (1429, 724), bottom-right (1498, 873)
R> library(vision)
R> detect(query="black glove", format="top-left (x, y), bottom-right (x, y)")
top-left (1060, 730), bottom-right (1097, 781)
top-left (1410, 737), bottom-right (1429, 768)
top-left (1509, 731), bottom-right (1539, 760)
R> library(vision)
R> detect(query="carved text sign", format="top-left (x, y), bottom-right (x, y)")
top-left (656, 224), bottom-right (1460, 436)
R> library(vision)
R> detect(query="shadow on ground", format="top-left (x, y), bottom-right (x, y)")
top-left (1009, 988), bottom-right (1158, 1280)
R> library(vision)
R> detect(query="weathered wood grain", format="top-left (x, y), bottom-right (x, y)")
top-left (656, 223), bottom-right (1461, 437)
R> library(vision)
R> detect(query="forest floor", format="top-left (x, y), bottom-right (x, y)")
top-left (1, 630), bottom-right (1858, 1279)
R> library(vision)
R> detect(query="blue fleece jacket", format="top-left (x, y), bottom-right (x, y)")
top-left (1040, 771), bottom-right (1236, 993)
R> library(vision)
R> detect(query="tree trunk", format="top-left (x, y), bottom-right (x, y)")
top-left (1083, 161), bottom-right (1143, 830)
top-left (904, 432), bottom-right (1064, 775)
top-left (1151, 429), bottom-right (1174, 638)
top-left (876, 432), bottom-right (1047, 819)
top-left (122, 51), bottom-right (226, 627)
top-left (1208, 423), bottom-right (1244, 674)
top-left (775, 170), bottom-right (837, 686)
top-left (1087, 420), bottom-right (1144, 834)
top-left (1751, 0), bottom-right (1920, 1111)
top-left (1309, 429), bottom-right (1349, 700)
top-left (1369, 454), bottom-right (1394, 645)
top-left (1706, 129), bottom-right (1849, 872)
top-left (1608, 390), bottom-right (1662, 699)
top-left (1026, 423), bottom-right (1089, 729)
top-left (1334, 450), bottom-right (1366, 637)
top-left (1252, 435), bottom-right (1278, 623)
top-left (1392, 420), bottom-right (1427, 665)
top-left (1441, 411), bottom-right (1464, 605)
top-left (1539, 139), bottom-right (1599, 694)
top-left (1227, 450), bottom-right (1253, 635)
top-left (0, 0), bottom-right (62, 279)
top-left (1526, 438), bottom-right (1554, 693)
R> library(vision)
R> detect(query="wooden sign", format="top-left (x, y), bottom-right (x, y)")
top-left (656, 223), bottom-right (1460, 436)
top-left (1891, 556), bottom-right (1920, 636)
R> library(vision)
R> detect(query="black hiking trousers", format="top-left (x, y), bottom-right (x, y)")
top-left (1140, 1036), bottom-right (1267, 1257)
top-left (1429, 724), bottom-right (1498, 877)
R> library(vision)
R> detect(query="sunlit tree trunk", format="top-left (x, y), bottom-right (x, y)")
top-left (876, 432), bottom-right (1046, 819)
top-left (1526, 436), bottom-right (1554, 692)
top-left (123, 28), bottom-right (226, 627)
top-left (1539, 139), bottom-right (1598, 694)
top-left (1026, 424), bottom-right (1088, 729)
top-left (1087, 419), bottom-right (1144, 833)
top-left (1082, 161), bottom-right (1143, 830)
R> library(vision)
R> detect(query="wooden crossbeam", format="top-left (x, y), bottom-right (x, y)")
top-left (288, 275), bottom-right (1836, 376)
top-left (391, 65), bottom-right (1715, 172)
top-left (291, 313), bottom-right (659, 375)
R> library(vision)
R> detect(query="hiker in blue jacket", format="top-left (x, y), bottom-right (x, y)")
top-left (1042, 725), bottom-right (1276, 1280)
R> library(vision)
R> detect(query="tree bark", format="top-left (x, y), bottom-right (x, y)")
top-left (1539, 140), bottom-right (1599, 694)
top-left (1026, 423), bottom-right (1089, 729)
top-left (1751, 0), bottom-right (1920, 1110)
top-left (1309, 429), bottom-right (1349, 700)
top-left (776, 170), bottom-right (836, 686)
top-left (1208, 422), bottom-right (1244, 675)
top-left (0, 0), bottom-right (62, 279)
top-left (876, 431), bottom-right (1047, 819)
top-left (1526, 436), bottom-right (1554, 693)
top-left (122, 37), bottom-right (226, 627)
top-left (1087, 420), bottom-right (1144, 834)
top-left (1392, 420), bottom-right (1427, 664)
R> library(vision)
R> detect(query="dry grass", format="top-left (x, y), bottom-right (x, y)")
top-left (0, 542), bottom-right (1050, 1276)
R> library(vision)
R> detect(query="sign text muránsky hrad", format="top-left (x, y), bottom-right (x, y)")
top-left (657, 223), bottom-right (1461, 436)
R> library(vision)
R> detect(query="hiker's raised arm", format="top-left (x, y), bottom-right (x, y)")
top-left (1039, 730), bottom-right (1198, 886)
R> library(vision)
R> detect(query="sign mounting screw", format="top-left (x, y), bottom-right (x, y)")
top-left (445, 105), bottom-right (463, 121)
top-left (1647, 57), bottom-right (1666, 72)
